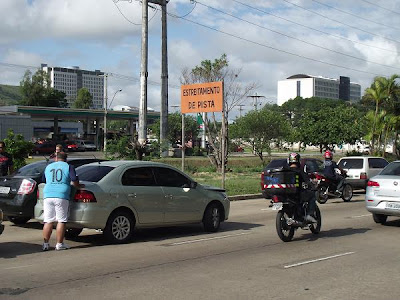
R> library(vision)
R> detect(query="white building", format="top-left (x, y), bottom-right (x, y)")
top-left (277, 74), bottom-right (361, 106)
top-left (41, 64), bottom-right (104, 109)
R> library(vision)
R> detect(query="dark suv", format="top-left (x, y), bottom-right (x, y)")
top-left (261, 158), bottom-right (323, 198)
top-left (0, 158), bottom-right (104, 224)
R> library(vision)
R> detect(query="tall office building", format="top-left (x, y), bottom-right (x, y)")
top-left (277, 74), bottom-right (361, 106)
top-left (41, 64), bottom-right (105, 109)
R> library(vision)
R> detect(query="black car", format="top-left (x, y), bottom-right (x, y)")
top-left (0, 157), bottom-right (104, 224)
top-left (261, 158), bottom-right (323, 198)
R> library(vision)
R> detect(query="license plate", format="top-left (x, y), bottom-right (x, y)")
top-left (0, 186), bottom-right (10, 194)
top-left (386, 202), bottom-right (400, 210)
top-left (272, 202), bottom-right (283, 210)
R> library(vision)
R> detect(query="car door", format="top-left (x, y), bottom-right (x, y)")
top-left (121, 167), bottom-right (165, 224)
top-left (153, 167), bottom-right (204, 223)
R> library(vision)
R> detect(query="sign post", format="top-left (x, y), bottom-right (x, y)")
top-left (180, 81), bottom-right (224, 186)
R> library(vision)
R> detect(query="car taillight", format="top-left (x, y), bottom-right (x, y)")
top-left (261, 171), bottom-right (265, 190)
top-left (367, 181), bottom-right (379, 187)
top-left (74, 190), bottom-right (97, 203)
top-left (360, 172), bottom-right (367, 180)
top-left (18, 179), bottom-right (37, 195)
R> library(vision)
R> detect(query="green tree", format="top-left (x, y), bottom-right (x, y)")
top-left (20, 70), bottom-right (66, 107)
top-left (73, 88), bottom-right (93, 109)
top-left (150, 112), bottom-right (199, 144)
top-left (230, 109), bottom-right (291, 164)
top-left (181, 54), bottom-right (257, 172)
top-left (297, 106), bottom-right (366, 151)
top-left (3, 129), bottom-right (34, 170)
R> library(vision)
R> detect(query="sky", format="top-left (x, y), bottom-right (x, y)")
top-left (0, 0), bottom-right (399, 119)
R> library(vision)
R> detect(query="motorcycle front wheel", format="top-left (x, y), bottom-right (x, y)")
top-left (342, 184), bottom-right (353, 202)
top-left (317, 186), bottom-right (329, 204)
top-left (276, 210), bottom-right (295, 242)
top-left (309, 205), bottom-right (321, 234)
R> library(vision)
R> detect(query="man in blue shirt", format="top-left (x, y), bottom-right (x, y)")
top-left (42, 152), bottom-right (83, 251)
top-left (323, 150), bottom-right (345, 194)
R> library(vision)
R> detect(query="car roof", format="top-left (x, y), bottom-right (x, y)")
top-left (339, 156), bottom-right (388, 160)
top-left (80, 160), bottom-right (175, 168)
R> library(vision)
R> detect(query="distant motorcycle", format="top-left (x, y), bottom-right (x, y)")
top-left (314, 172), bottom-right (353, 204)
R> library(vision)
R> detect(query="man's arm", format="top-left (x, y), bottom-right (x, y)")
top-left (69, 165), bottom-right (85, 189)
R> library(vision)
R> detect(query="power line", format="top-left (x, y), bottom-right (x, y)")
top-left (112, 0), bottom-right (158, 26)
top-left (167, 12), bottom-right (385, 77)
top-left (281, 0), bottom-right (400, 45)
top-left (233, 0), bottom-right (397, 54)
top-left (195, 1), bottom-right (400, 72)
top-left (311, 0), bottom-right (400, 31)
top-left (358, 0), bottom-right (400, 16)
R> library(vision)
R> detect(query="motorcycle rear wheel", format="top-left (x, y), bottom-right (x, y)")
top-left (317, 186), bottom-right (329, 204)
top-left (309, 206), bottom-right (321, 234)
top-left (276, 210), bottom-right (295, 242)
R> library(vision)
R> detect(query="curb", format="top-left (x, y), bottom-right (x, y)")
top-left (228, 193), bottom-right (263, 201)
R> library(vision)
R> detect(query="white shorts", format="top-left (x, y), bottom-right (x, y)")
top-left (43, 198), bottom-right (69, 223)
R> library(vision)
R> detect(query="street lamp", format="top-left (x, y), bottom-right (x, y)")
top-left (104, 88), bottom-right (122, 151)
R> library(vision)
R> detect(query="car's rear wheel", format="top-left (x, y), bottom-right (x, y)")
top-left (65, 228), bottom-right (83, 239)
top-left (104, 210), bottom-right (135, 244)
top-left (372, 213), bottom-right (387, 225)
top-left (203, 203), bottom-right (221, 232)
top-left (8, 216), bottom-right (30, 225)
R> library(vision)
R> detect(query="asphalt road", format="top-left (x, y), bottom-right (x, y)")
top-left (1, 193), bottom-right (400, 300)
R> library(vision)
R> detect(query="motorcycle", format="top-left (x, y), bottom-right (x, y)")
top-left (314, 172), bottom-right (353, 204)
top-left (262, 168), bottom-right (321, 242)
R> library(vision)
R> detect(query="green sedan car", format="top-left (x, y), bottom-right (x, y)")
top-left (35, 161), bottom-right (230, 244)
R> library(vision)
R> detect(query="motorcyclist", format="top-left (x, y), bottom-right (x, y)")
top-left (287, 152), bottom-right (317, 223)
top-left (322, 150), bottom-right (345, 195)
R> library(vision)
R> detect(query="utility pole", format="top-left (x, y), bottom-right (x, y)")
top-left (138, 0), bottom-right (149, 144)
top-left (238, 104), bottom-right (245, 118)
top-left (103, 74), bottom-right (108, 151)
top-left (160, 0), bottom-right (168, 156)
top-left (247, 93), bottom-right (265, 111)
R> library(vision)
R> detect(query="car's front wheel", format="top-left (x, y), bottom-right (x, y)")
top-left (372, 213), bottom-right (387, 225)
top-left (104, 210), bottom-right (135, 243)
top-left (203, 203), bottom-right (222, 232)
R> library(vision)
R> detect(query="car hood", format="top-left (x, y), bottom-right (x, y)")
top-left (201, 184), bottom-right (225, 193)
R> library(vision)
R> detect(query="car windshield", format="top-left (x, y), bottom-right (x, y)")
top-left (380, 162), bottom-right (400, 176)
top-left (14, 161), bottom-right (49, 176)
top-left (76, 165), bottom-right (114, 182)
top-left (338, 159), bottom-right (363, 169)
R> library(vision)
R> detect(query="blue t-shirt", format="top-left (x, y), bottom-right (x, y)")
top-left (43, 161), bottom-right (77, 200)
top-left (323, 160), bottom-right (339, 178)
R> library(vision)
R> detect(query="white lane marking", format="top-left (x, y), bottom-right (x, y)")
top-left (168, 232), bottom-right (252, 246)
top-left (284, 252), bottom-right (355, 269)
top-left (351, 214), bottom-right (370, 218)
top-left (261, 208), bottom-right (270, 211)
top-left (4, 265), bottom-right (35, 270)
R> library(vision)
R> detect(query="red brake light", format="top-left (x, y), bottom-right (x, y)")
top-left (18, 179), bottom-right (37, 195)
top-left (360, 172), bottom-right (367, 180)
top-left (74, 190), bottom-right (97, 203)
top-left (367, 181), bottom-right (379, 187)
top-left (261, 171), bottom-right (265, 190)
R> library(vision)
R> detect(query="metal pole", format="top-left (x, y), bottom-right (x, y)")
top-left (221, 82), bottom-right (225, 189)
top-left (160, 0), bottom-right (169, 157)
top-left (181, 113), bottom-right (185, 172)
top-left (103, 74), bottom-right (108, 151)
top-left (201, 112), bottom-right (206, 149)
top-left (138, 0), bottom-right (149, 144)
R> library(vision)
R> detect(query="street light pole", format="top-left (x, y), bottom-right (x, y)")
top-left (103, 74), bottom-right (108, 152)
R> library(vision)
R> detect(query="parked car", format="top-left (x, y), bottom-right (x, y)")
top-left (65, 141), bottom-right (78, 152)
top-left (261, 158), bottom-right (323, 198)
top-left (32, 141), bottom-right (56, 155)
top-left (0, 208), bottom-right (4, 236)
top-left (75, 140), bottom-right (97, 151)
top-left (0, 157), bottom-right (104, 225)
top-left (35, 161), bottom-right (230, 243)
top-left (338, 156), bottom-right (389, 190)
top-left (365, 161), bottom-right (400, 224)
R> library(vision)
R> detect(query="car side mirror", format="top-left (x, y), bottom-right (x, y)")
top-left (191, 181), bottom-right (197, 189)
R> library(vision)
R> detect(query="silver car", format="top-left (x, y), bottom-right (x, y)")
top-left (35, 161), bottom-right (230, 243)
top-left (365, 161), bottom-right (400, 224)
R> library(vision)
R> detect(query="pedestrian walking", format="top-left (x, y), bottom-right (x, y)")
top-left (0, 141), bottom-right (13, 176)
top-left (42, 152), bottom-right (84, 251)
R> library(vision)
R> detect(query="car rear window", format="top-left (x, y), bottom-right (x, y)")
top-left (76, 165), bottom-right (114, 182)
top-left (380, 162), bottom-right (400, 176)
top-left (338, 159), bottom-right (363, 169)
top-left (15, 161), bottom-right (49, 176)
top-left (266, 159), bottom-right (287, 169)
top-left (368, 158), bottom-right (388, 169)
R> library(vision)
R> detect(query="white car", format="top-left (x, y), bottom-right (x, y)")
top-left (75, 140), bottom-right (97, 151)
top-left (338, 156), bottom-right (388, 189)
top-left (365, 161), bottom-right (400, 224)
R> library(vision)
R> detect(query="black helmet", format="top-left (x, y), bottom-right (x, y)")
top-left (288, 152), bottom-right (300, 164)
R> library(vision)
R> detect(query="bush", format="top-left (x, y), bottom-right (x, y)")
top-left (3, 129), bottom-right (34, 170)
